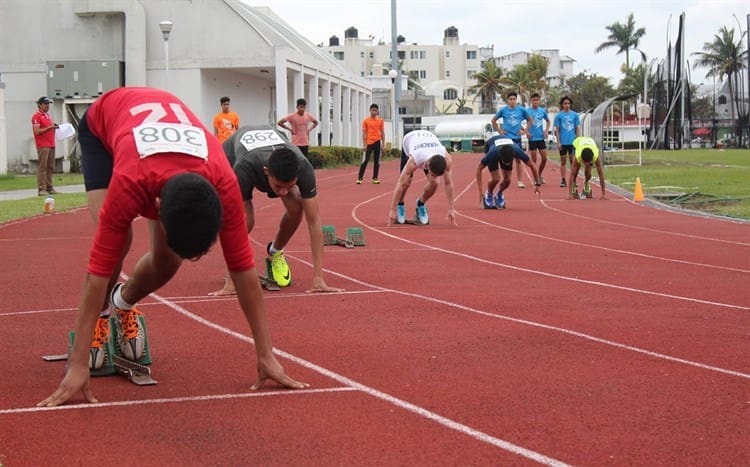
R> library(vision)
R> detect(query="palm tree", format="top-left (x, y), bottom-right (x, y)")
top-left (595, 13), bottom-right (647, 71)
top-left (692, 26), bottom-right (747, 144)
top-left (468, 60), bottom-right (505, 113)
top-left (502, 56), bottom-right (548, 104)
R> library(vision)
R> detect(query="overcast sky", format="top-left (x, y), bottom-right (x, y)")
top-left (249, 0), bottom-right (748, 89)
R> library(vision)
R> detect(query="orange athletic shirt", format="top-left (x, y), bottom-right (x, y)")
top-left (362, 117), bottom-right (384, 145)
top-left (213, 111), bottom-right (240, 143)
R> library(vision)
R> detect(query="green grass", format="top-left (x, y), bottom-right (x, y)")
top-left (0, 192), bottom-right (88, 223)
top-left (0, 173), bottom-right (84, 191)
top-left (605, 149), bottom-right (750, 220)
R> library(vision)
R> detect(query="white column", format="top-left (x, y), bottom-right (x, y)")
top-left (321, 78), bottom-right (332, 145)
top-left (309, 72), bottom-right (319, 147)
top-left (333, 81), bottom-right (342, 145)
top-left (274, 48), bottom-right (289, 127)
top-left (342, 86), bottom-right (352, 147)
top-left (0, 82), bottom-right (6, 175)
top-left (293, 67), bottom-right (304, 108)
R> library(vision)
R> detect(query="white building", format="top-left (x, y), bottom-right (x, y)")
top-left (0, 0), bottom-right (371, 174)
top-left (493, 49), bottom-right (575, 88)
top-left (323, 26), bottom-right (494, 122)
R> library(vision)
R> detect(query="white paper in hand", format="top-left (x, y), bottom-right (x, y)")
top-left (55, 123), bottom-right (76, 141)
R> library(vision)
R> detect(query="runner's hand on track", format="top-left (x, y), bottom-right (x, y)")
top-left (251, 354), bottom-right (309, 391)
top-left (307, 276), bottom-right (344, 293)
top-left (37, 364), bottom-right (98, 407)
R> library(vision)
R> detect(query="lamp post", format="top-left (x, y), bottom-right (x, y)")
top-left (388, 68), bottom-right (399, 148)
top-left (159, 21), bottom-right (173, 90)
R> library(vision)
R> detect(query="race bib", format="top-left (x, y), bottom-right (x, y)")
top-left (240, 129), bottom-right (283, 152)
top-left (494, 138), bottom-right (514, 147)
top-left (133, 122), bottom-right (208, 160)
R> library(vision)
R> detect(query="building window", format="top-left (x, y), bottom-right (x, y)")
top-left (445, 70), bottom-right (451, 78)
top-left (718, 95), bottom-right (727, 105)
top-left (419, 70), bottom-right (426, 79)
top-left (466, 50), bottom-right (477, 60)
top-left (420, 51), bottom-right (426, 59)
top-left (445, 51), bottom-right (450, 58)
top-left (397, 51), bottom-right (405, 59)
top-left (467, 70), bottom-right (476, 79)
top-left (360, 51), bottom-right (365, 58)
top-left (369, 52), bottom-right (374, 58)
top-left (410, 51), bottom-right (418, 59)
top-left (334, 51), bottom-right (344, 60)
top-left (444, 88), bottom-right (458, 100)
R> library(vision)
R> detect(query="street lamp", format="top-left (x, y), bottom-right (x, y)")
top-left (388, 68), bottom-right (399, 148)
top-left (159, 21), bottom-right (173, 90)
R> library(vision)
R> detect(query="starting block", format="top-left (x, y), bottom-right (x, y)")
top-left (322, 225), bottom-right (366, 247)
top-left (42, 314), bottom-right (156, 386)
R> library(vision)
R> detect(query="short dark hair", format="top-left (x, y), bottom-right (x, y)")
top-left (580, 148), bottom-right (594, 162)
top-left (560, 96), bottom-right (573, 106)
top-left (369, 103), bottom-right (379, 110)
top-left (530, 93), bottom-right (540, 99)
top-left (427, 155), bottom-right (447, 176)
top-left (296, 98), bottom-right (307, 106)
top-left (506, 91), bottom-right (518, 99)
top-left (267, 147), bottom-right (300, 182)
top-left (220, 96), bottom-right (230, 105)
top-left (499, 145), bottom-right (514, 164)
top-left (159, 173), bottom-right (222, 259)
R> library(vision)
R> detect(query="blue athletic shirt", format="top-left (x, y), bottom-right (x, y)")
top-left (481, 135), bottom-right (529, 167)
top-left (527, 106), bottom-right (549, 141)
top-left (493, 106), bottom-right (530, 139)
top-left (553, 110), bottom-right (580, 145)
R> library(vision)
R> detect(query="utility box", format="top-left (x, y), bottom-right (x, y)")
top-left (46, 60), bottom-right (124, 99)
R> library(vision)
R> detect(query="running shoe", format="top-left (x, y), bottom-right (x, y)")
top-left (114, 307), bottom-right (145, 361)
top-left (482, 193), bottom-right (496, 209)
top-left (584, 181), bottom-right (592, 198)
top-left (517, 180), bottom-right (526, 188)
top-left (396, 204), bottom-right (406, 224)
top-left (540, 176), bottom-right (545, 185)
top-left (372, 178), bottom-right (380, 184)
top-left (269, 249), bottom-right (291, 287)
top-left (560, 179), bottom-right (567, 188)
top-left (89, 316), bottom-right (110, 370)
top-left (495, 192), bottom-right (506, 209)
top-left (416, 202), bottom-right (429, 224)
top-left (356, 179), bottom-right (362, 184)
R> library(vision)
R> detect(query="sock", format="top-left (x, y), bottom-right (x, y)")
top-left (398, 202), bottom-right (404, 207)
top-left (111, 283), bottom-right (133, 311)
top-left (268, 242), bottom-right (281, 255)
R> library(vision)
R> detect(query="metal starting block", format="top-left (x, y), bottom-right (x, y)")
top-left (259, 258), bottom-right (282, 291)
top-left (42, 314), bottom-right (156, 386)
top-left (398, 219), bottom-right (426, 226)
top-left (322, 225), bottom-right (366, 247)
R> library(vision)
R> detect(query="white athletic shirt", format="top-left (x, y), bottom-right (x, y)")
top-left (402, 131), bottom-right (447, 169)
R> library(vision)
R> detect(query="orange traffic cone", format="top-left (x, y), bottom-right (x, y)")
top-left (634, 177), bottom-right (644, 202)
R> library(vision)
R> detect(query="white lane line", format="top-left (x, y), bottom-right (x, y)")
top-left (458, 211), bottom-right (749, 274)
top-left (146, 291), bottom-right (570, 466)
top-left (0, 387), bottom-right (357, 415)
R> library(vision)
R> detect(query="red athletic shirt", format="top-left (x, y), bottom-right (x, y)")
top-left (84, 87), bottom-right (253, 277)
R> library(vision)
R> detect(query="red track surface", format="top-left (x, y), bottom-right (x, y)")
top-left (2, 154), bottom-right (748, 466)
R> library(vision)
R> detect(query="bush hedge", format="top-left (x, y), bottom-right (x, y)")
top-left (307, 146), bottom-right (401, 169)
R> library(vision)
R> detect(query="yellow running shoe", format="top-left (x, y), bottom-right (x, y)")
top-left (89, 317), bottom-right (110, 370)
top-left (269, 249), bottom-right (291, 287)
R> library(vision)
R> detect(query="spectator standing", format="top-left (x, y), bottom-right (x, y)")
top-left (277, 98), bottom-right (318, 157)
top-left (213, 96), bottom-right (240, 143)
top-left (32, 96), bottom-right (59, 196)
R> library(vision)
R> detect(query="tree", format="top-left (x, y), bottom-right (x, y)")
top-left (617, 62), bottom-right (647, 97)
top-left (468, 60), bottom-right (505, 113)
top-left (595, 13), bottom-right (647, 71)
top-left (692, 26), bottom-right (747, 145)
top-left (501, 55), bottom-right (549, 104)
top-left (564, 71), bottom-right (617, 112)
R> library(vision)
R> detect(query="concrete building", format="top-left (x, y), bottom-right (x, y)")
top-left (323, 26), bottom-right (494, 123)
top-left (493, 49), bottom-right (575, 89)
top-left (0, 0), bottom-right (371, 174)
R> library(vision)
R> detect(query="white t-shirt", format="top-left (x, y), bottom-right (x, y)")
top-left (402, 131), bottom-right (447, 169)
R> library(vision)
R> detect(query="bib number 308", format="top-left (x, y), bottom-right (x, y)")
top-left (133, 122), bottom-right (208, 160)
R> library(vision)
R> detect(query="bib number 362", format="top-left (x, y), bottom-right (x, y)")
top-left (133, 122), bottom-right (208, 160)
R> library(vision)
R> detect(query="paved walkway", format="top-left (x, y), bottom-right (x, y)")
top-left (0, 184), bottom-right (86, 201)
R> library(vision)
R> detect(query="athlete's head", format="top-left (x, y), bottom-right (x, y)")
top-left (296, 98), bottom-right (307, 113)
top-left (159, 173), bottom-right (222, 260)
top-left (427, 155), bottom-right (447, 176)
top-left (580, 148), bottom-right (595, 163)
top-left (499, 145), bottom-right (515, 164)
top-left (505, 91), bottom-right (518, 106)
top-left (265, 146), bottom-right (300, 196)
top-left (560, 96), bottom-right (573, 108)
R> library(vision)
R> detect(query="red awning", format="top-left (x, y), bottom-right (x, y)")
top-left (692, 127), bottom-right (712, 136)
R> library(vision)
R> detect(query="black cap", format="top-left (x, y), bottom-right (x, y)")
top-left (37, 96), bottom-right (53, 105)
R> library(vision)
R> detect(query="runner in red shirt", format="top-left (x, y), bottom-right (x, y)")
top-left (38, 87), bottom-right (307, 407)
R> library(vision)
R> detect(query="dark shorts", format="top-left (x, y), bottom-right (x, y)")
top-left (559, 145), bottom-right (575, 156)
top-left (78, 111), bottom-right (113, 191)
top-left (529, 140), bottom-right (547, 151)
top-left (297, 145), bottom-right (309, 157)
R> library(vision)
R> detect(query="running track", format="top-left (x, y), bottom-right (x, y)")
top-left (1, 154), bottom-right (748, 466)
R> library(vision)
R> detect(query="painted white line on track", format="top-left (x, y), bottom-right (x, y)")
top-left (0, 387), bottom-right (357, 415)
top-left (143, 290), bottom-right (571, 467)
